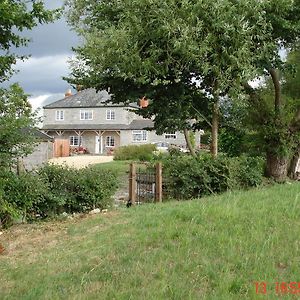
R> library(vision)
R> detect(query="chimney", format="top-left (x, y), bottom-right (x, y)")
top-left (76, 85), bottom-right (83, 92)
top-left (65, 88), bottom-right (72, 97)
top-left (139, 96), bottom-right (149, 108)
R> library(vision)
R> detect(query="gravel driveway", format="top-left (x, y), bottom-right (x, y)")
top-left (48, 155), bottom-right (114, 169)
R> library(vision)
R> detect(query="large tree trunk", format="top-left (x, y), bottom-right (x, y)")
top-left (184, 128), bottom-right (196, 157)
top-left (211, 101), bottom-right (219, 158)
top-left (266, 151), bottom-right (289, 181)
top-left (265, 68), bottom-right (289, 181)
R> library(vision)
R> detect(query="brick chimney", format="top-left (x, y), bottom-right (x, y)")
top-left (65, 88), bottom-right (72, 97)
top-left (139, 96), bottom-right (149, 108)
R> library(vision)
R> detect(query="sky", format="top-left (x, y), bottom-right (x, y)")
top-left (7, 0), bottom-right (79, 112)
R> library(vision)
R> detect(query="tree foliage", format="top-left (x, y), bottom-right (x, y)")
top-left (0, 1), bottom-right (58, 168)
top-left (65, 0), bottom-right (299, 178)
top-left (0, 84), bottom-right (38, 168)
top-left (0, 0), bottom-right (59, 82)
top-left (65, 0), bottom-right (270, 155)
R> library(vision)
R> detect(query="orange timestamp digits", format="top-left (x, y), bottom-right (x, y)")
top-left (275, 282), bottom-right (300, 295)
top-left (255, 281), bottom-right (300, 295)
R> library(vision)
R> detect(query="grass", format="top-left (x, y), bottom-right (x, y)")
top-left (0, 182), bottom-right (299, 299)
top-left (94, 160), bottom-right (131, 191)
top-left (94, 160), bottom-right (130, 176)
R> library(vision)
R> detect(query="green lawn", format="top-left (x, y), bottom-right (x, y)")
top-left (0, 182), bottom-right (299, 299)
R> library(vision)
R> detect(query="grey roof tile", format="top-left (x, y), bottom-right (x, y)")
top-left (43, 88), bottom-right (138, 109)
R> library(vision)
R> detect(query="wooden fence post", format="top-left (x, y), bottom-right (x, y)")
top-left (129, 163), bottom-right (136, 205)
top-left (155, 162), bottom-right (163, 202)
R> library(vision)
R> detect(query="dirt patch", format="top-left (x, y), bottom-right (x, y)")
top-left (0, 212), bottom-right (120, 261)
top-left (49, 155), bottom-right (113, 169)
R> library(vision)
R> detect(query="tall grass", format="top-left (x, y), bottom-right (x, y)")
top-left (0, 182), bottom-right (299, 299)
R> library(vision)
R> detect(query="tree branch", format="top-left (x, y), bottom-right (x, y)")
top-left (268, 68), bottom-right (282, 116)
top-left (191, 105), bottom-right (212, 127)
top-left (183, 128), bottom-right (196, 157)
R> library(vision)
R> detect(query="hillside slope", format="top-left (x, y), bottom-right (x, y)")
top-left (0, 182), bottom-right (299, 299)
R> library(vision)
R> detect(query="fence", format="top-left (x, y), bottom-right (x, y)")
top-left (129, 162), bottom-right (163, 205)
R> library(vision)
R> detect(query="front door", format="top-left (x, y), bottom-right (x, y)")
top-left (95, 136), bottom-right (100, 154)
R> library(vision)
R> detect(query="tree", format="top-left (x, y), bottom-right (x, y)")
top-left (0, 1), bottom-right (59, 82)
top-left (0, 1), bottom-right (58, 168)
top-left (0, 84), bottom-right (37, 169)
top-left (242, 1), bottom-right (300, 180)
top-left (65, 0), bottom-right (269, 157)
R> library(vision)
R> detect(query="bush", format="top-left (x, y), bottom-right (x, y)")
top-left (0, 170), bottom-right (48, 227)
top-left (0, 164), bottom-right (118, 227)
top-left (162, 153), bottom-right (264, 199)
top-left (114, 144), bottom-right (156, 161)
top-left (235, 155), bottom-right (265, 187)
top-left (37, 164), bottom-right (118, 216)
top-left (70, 165), bottom-right (118, 212)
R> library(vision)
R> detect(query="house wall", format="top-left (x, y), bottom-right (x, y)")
top-left (119, 130), bottom-right (201, 148)
top-left (46, 130), bottom-right (122, 155)
top-left (22, 141), bottom-right (53, 170)
top-left (43, 107), bottom-right (142, 126)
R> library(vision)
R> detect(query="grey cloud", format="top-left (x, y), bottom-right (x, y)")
top-left (6, 0), bottom-right (80, 95)
top-left (13, 1), bottom-right (79, 58)
top-left (8, 55), bottom-right (73, 95)
top-left (14, 19), bottom-right (79, 58)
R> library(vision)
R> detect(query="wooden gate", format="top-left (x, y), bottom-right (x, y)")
top-left (128, 163), bottom-right (162, 205)
top-left (53, 139), bottom-right (70, 157)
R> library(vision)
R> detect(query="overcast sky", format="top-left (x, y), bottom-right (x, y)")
top-left (7, 0), bottom-right (79, 111)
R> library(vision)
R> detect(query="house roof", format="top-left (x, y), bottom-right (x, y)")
top-left (43, 88), bottom-right (138, 109)
top-left (33, 129), bottom-right (54, 141)
top-left (42, 120), bottom-right (154, 131)
top-left (21, 128), bottom-right (54, 141)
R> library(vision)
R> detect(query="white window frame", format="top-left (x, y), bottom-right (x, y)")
top-left (55, 110), bottom-right (64, 121)
top-left (106, 136), bottom-right (115, 147)
top-left (132, 130), bottom-right (147, 142)
top-left (165, 132), bottom-right (177, 139)
top-left (70, 136), bottom-right (82, 146)
top-left (106, 109), bottom-right (116, 120)
top-left (80, 110), bottom-right (93, 120)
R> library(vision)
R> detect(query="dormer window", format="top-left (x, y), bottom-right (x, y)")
top-left (55, 110), bottom-right (64, 121)
top-left (106, 109), bottom-right (115, 120)
top-left (80, 110), bottom-right (93, 120)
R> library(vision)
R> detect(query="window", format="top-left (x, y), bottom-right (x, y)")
top-left (55, 110), bottom-right (64, 120)
top-left (106, 136), bottom-right (115, 147)
top-left (80, 110), bottom-right (93, 120)
top-left (106, 109), bottom-right (115, 120)
top-left (165, 132), bottom-right (177, 139)
top-left (70, 136), bottom-right (82, 146)
top-left (132, 130), bottom-right (147, 142)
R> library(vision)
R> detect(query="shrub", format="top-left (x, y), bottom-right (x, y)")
top-left (162, 153), bottom-right (264, 199)
top-left (0, 170), bottom-right (48, 227)
top-left (0, 163), bottom-right (119, 227)
top-left (70, 165), bottom-right (118, 211)
top-left (37, 164), bottom-right (78, 216)
top-left (114, 144), bottom-right (156, 161)
top-left (236, 155), bottom-right (265, 187)
top-left (37, 164), bottom-right (118, 216)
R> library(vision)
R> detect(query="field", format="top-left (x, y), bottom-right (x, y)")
top-left (0, 182), bottom-right (299, 299)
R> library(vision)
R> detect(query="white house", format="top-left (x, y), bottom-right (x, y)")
top-left (42, 88), bottom-right (202, 155)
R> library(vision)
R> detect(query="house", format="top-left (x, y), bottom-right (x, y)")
top-left (42, 88), bottom-right (202, 155)
top-left (21, 129), bottom-right (54, 170)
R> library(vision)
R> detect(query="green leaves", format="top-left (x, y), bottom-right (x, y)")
top-left (0, 84), bottom-right (37, 168)
top-left (0, 0), bottom-right (60, 82)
